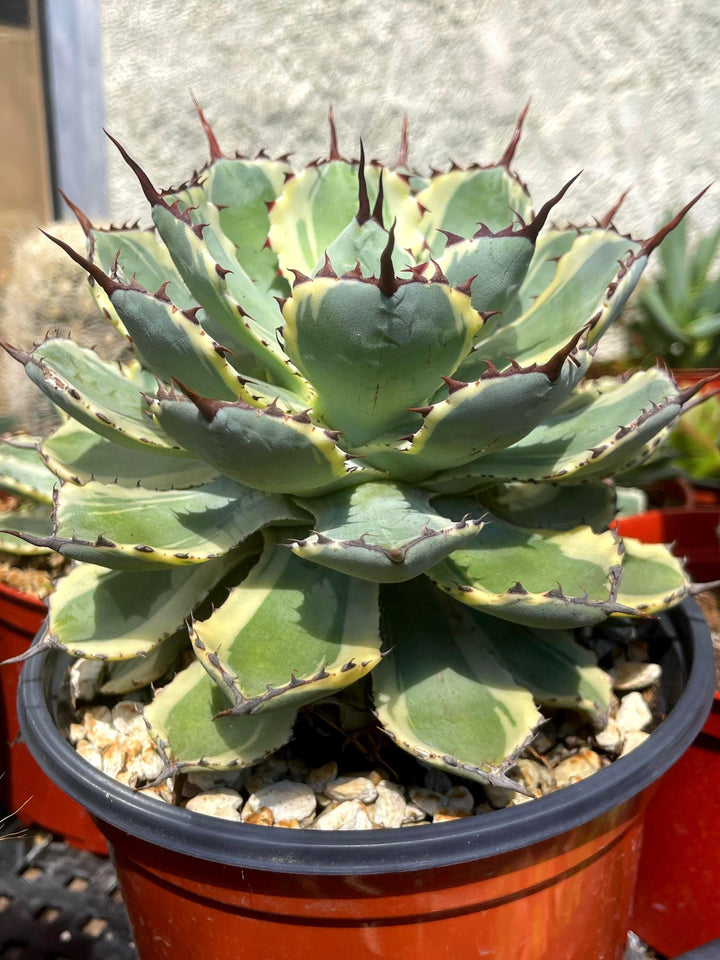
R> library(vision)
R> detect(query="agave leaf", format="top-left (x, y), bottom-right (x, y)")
top-left (200, 156), bottom-right (292, 294)
top-left (320, 217), bottom-right (408, 279)
top-left (437, 232), bottom-right (535, 315)
top-left (439, 370), bottom-right (682, 485)
top-left (374, 579), bottom-right (541, 788)
top-left (361, 333), bottom-right (589, 480)
top-left (427, 511), bottom-right (626, 627)
top-left (499, 228), bottom-right (580, 326)
top-left (478, 481), bottom-right (616, 534)
top-left (103, 285), bottom-right (252, 402)
top-left (40, 418), bottom-right (218, 490)
top-left (616, 538), bottom-right (691, 613)
top-left (191, 534), bottom-right (381, 715)
top-left (292, 481), bottom-right (484, 583)
top-left (282, 277), bottom-right (482, 447)
top-left (466, 607), bottom-right (612, 726)
top-left (10, 477), bottom-right (309, 570)
top-left (0, 436), bottom-right (55, 502)
top-left (269, 161), bottom-right (421, 278)
top-left (143, 659), bottom-right (297, 774)
top-left (91, 224), bottom-right (197, 319)
top-left (153, 391), bottom-right (362, 496)
top-left (415, 166), bottom-right (533, 258)
top-left (11, 339), bottom-right (183, 455)
top-left (0, 504), bottom-right (53, 554)
top-left (151, 202), bottom-right (306, 396)
top-left (458, 231), bottom-right (645, 377)
top-left (99, 631), bottom-right (191, 695)
top-left (47, 549), bottom-right (246, 658)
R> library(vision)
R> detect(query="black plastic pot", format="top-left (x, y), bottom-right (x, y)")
top-left (17, 600), bottom-right (714, 960)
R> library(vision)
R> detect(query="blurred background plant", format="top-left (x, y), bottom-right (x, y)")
top-left (619, 215), bottom-right (720, 493)
top-left (627, 214), bottom-right (720, 369)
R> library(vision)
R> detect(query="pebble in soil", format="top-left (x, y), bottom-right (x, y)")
top-left (65, 614), bottom-right (672, 831)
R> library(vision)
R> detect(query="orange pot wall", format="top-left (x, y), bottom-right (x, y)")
top-left (614, 507), bottom-right (720, 583)
top-left (103, 792), bottom-right (649, 960)
top-left (0, 582), bottom-right (106, 854)
top-left (632, 692), bottom-right (720, 956)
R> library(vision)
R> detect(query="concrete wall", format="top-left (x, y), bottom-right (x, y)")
top-left (100, 0), bottom-right (719, 239)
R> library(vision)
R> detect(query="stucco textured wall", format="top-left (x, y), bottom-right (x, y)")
top-left (100, 0), bottom-right (719, 239)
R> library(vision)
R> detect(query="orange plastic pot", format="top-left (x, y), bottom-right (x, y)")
top-left (614, 507), bottom-right (720, 583)
top-left (18, 601), bottom-right (714, 959)
top-left (632, 692), bottom-right (720, 956)
top-left (0, 581), bottom-right (106, 854)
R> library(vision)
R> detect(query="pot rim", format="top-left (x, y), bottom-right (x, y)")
top-left (17, 599), bottom-right (714, 876)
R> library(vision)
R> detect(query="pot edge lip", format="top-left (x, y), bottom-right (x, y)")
top-left (17, 598), bottom-right (715, 876)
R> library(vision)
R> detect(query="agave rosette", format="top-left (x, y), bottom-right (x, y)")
top-left (1, 104), bottom-right (705, 791)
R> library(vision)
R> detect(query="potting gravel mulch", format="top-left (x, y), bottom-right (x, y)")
top-left (0, 810), bottom-right (664, 959)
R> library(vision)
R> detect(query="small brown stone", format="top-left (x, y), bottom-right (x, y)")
top-left (244, 807), bottom-right (274, 826)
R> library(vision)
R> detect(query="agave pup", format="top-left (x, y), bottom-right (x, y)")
top-left (1, 103), bottom-right (709, 793)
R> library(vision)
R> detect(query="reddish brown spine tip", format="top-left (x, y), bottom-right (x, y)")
top-left (407, 405), bottom-right (433, 417)
top-left (289, 269), bottom-right (311, 287)
top-left (540, 325), bottom-right (588, 382)
top-left (437, 229), bottom-right (465, 247)
top-left (191, 93), bottom-right (225, 162)
top-left (372, 168), bottom-right (385, 227)
top-left (598, 188), bottom-right (630, 229)
top-left (215, 263), bottom-right (232, 280)
top-left (676, 373), bottom-right (720, 407)
top-left (520, 170), bottom-right (582, 243)
top-left (499, 99), bottom-right (530, 169)
top-left (395, 115), bottom-right (409, 169)
top-left (172, 379), bottom-right (223, 422)
top-left (455, 275), bottom-right (477, 297)
top-left (39, 229), bottom-right (120, 296)
top-left (316, 252), bottom-right (338, 279)
top-left (378, 220), bottom-right (398, 297)
top-left (0, 340), bottom-right (31, 365)
top-left (480, 359), bottom-right (501, 378)
top-left (640, 184), bottom-right (713, 257)
top-left (58, 189), bottom-right (94, 236)
top-left (429, 259), bottom-right (448, 284)
top-left (104, 129), bottom-right (168, 209)
top-left (356, 140), bottom-right (370, 224)
top-left (328, 106), bottom-right (341, 161)
top-left (441, 376), bottom-right (468, 394)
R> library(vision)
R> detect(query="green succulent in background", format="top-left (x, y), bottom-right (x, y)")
top-left (665, 391), bottom-right (720, 481)
top-left (0, 103), bottom-right (707, 792)
top-left (627, 212), bottom-right (720, 368)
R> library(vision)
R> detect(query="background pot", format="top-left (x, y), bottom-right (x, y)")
top-left (615, 507), bottom-right (720, 583)
top-left (0, 581), bottom-right (106, 854)
top-left (615, 507), bottom-right (720, 954)
top-left (17, 601), bottom-right (714, 960)
top-left (631, 691), bottom-right (720, 955)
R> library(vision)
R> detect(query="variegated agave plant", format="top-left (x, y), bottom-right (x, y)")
top-left (0, 435), bottom-right (56, 562)
top-left (1, 104), bottom-right (707, 792)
